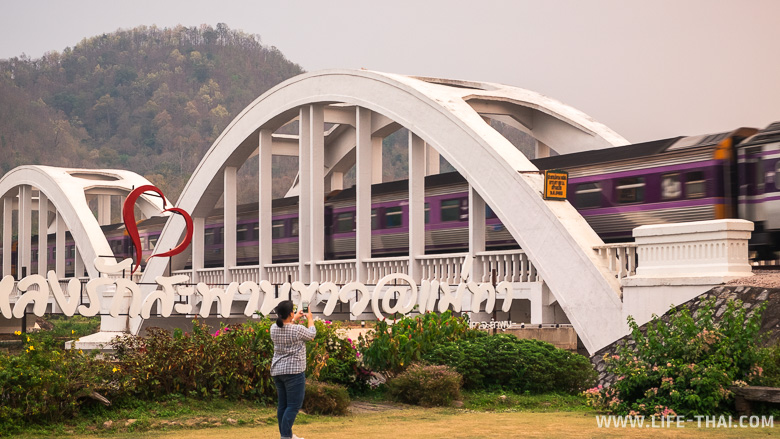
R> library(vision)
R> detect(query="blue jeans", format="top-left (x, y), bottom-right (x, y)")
top-left (273, 372), bottom-right (306, 439)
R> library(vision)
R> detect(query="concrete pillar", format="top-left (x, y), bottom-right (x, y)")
top-left (74, 245), bottom-right (84, 278)
top-left (223, 166), bottom-right (237, 282)
top-left (469, 187), bottom-right (486, 282)
top-left (425, 142), bottom-right (440, 175)
top-left (258, 129), bottom-right (273, 281)
top-left (330, 172), bottom-right (344, 191)
top-left (2, 197), bottom-right (11, 277)
top-left (409, 133), bottom-right (425, 281)
top-left (38, 193), bottom-right (48, 275)
top-left (371, 136), bottom-right (383, 184)
top-left (299, 107), bottom-right (312, 283)
top-left (18, 185), bottom-right (31, 279)
top-left (55, 212), bottom-right (65, 277)
top-left (192, 216), bottom-right (205, 284)
top-left (97, 195), bottom-right (111, 225)
top-left (309, 105), bottom-right (325, 281)
top-left (356, 107), bottom-right (372, 282)
top-left (536, 140), bottom-right (551, 159)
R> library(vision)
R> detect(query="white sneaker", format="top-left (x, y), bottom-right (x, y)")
top-left (292, 435), bottom-right (305, 439)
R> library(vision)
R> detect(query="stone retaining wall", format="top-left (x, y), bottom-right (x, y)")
top-left (591, 285), bottom-right (780, 387)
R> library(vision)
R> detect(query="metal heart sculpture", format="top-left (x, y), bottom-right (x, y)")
top-left (122, 185), bottom-right (193, 274)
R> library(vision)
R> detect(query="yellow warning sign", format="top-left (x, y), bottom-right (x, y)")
top-left (544, 170), bottom-right (568, 200)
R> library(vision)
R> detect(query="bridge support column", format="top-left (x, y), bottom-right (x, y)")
top-left (299, 107), bottom-right (311, 283)
top-left (55, 212), bottom-right (65, 277)
top-left (18, 185), bottom-right (31, 279)
top-left (37, 193), bottom-right (48, 275)
top-left (309, 105), bottom-right (325, 282)
top-left (371, 136), bottom-right (383, 184)
top-left (356, 107), bottom-right (372, 283)
top-left (74, 246), bottom-right (84, 278)
top-left (258, 129), bottom-right (273, 281)
top-left (2, 197), bottom-right (11, 277)
top-left (469, 187), bottom-right (486, 281)
top-left (192, 216), bottom-right (205, 284)
top-left (97, 195), bottom-right (111, 225)
top-left (224, 166), bottom-right (237, 282)
top-left (409, 133), bottom-right (425, 281)
top-left (425, 143), bottom-right (440, 175)
top-left (535, 140), bottom-right (551, 159)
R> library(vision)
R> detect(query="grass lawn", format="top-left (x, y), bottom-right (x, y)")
top-left (11, 393), bottom-right (777, 438)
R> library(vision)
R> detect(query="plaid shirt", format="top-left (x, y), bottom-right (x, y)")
top-left (270, 323), bottom-right (317, 376)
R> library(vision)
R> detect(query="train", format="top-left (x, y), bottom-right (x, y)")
top-left (4, 120), bottom-right (780, 277)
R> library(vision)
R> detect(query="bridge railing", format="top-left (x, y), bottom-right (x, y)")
top-left (593, 243), bottom-right (638, 279)
top-left (265, 263), bottom-right (300, 284)
top-left (474, 250), bottom-right (541, 283)
top-left (316, 260), bottom-right (356, 285)
top-left (365, 256), bottom-right (409, 284)
top-left (418, 253), bottom-right (467, 284)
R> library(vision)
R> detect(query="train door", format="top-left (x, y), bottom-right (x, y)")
top-left (740, 147), bottom-right (764, 222)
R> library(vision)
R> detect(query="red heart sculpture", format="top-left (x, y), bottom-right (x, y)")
top-left (122, 185), bottom-right (193, 274)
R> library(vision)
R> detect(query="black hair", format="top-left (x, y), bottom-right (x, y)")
top-left (275, 300), bottom-right (294, 327)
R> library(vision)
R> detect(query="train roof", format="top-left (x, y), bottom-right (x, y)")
top-left (739, 121), bottom-right (780, 147)
top-left (531, 137), bottom-right (682, 171)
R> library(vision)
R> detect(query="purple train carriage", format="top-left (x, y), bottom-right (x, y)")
top-left (8, 122), bottom-right (780, 278)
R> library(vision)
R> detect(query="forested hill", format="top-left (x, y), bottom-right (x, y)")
top-left (0, 24), bottom-right (303, 202)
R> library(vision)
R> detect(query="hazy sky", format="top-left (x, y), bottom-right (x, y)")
top-left (1, 0), bottom-right (778, 143)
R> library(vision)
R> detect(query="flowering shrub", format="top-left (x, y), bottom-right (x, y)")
top-left (0, 332), bottom-right (132, 433)
top-left (112, 319), bottom-right (276, 401)
top-left (357, 311), bottom-right (481, 376)
top-left (306, 320), bottom-right (360, 388)
top-left (584, 299), bottom-right (766, 416)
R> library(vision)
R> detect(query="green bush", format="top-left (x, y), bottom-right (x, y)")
top-left (303, 380), bottom-right (351, 415)
top-left (386, 363), bottom-right (462, 407)
top-left (358, 311), bottom-right (482, 376)
top-left (424, 334), bottom-right (595, 393)
top-left (0, 332), bottom-right (132, 434)
top-left (584, 299), bottom-right (766, 417)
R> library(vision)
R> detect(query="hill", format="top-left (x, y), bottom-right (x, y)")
top-left (0, 24), bottom-right (303, 202)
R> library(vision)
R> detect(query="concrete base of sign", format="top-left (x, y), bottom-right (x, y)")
top-left (502, 326), bottom-right (578, 351)
top-left (66, 331), bottom-right (126, 353)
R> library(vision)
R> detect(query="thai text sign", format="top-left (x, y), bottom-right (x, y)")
top-left (1, 258), bottom-right (521, 321)
top-left (544, 169), bottom-right (568, 200)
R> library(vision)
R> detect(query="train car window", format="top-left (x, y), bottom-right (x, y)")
top-left (425, 203), bottom-right (430, 224)
top-left (272, 220), bottom-right (285, 239)
top-left (148, 234), bottom-right (160, 250)
top-left (336, 212), bottom-right (354, 233)
top-left (441, 199), bottom-right (461, 222)
top-left (237, 225), bottom-right (249, 242)
top-left (775, 162), bottom-right (780, 190)
top-left (204, 228), bottom-right (215, 245)
top-left (661, 174), bottom-right (682, 200)
top-left (459, 198), bottom-right (469, 221)
top-left (252, 222), bottom-right (258, 239)
top-left (371, 209), bottom-right (380, 230)
top-left (486, 205), bottom-right (498, 219)
top-left (685, 171), bottom-right (706, 199)
top-left (616, 177), bottom-right (645, 204)
top-left (575, 182), bottom-right (603, 208)
top-left (386, 206), bottom-right (403, 228)
top-left (290, 218), bottom-right (299, 237)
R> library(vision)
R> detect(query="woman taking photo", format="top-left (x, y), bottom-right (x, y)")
top-left (271, 300), bottom-right (316, 439)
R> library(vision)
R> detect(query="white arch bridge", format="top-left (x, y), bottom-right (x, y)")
top-left (2, 70), bottom-right (748, 354)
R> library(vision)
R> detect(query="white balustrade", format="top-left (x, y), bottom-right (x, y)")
top-left (365, 257), bottom-right (409, 284)
top-left (196, 268), bottom-right (225, 286)
top-left (474, 250), bottom-right (541, 283)
top-left (230, 265), bottom-right (260, 284)
top-left (265, 263), bottom-right (300, 285)
top-left (593, 243), bottom-right (638, 280)
top-left (418, 253), bottom-right (466, 285)
top-left (316, 260), bottom-right (356, 284)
